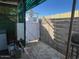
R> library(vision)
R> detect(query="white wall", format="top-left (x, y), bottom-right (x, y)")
top-left (17, 20), bottom-right (40, 43)
top-left (26, 21), bottom-right (39, 43)
top-left (17, 23), bottom-right (24, 40)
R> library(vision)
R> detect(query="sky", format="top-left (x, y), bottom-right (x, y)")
top-left (32, 0), bottom-right (79, 16)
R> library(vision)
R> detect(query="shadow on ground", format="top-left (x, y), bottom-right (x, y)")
top-left (40, 25), bottom-right (66, 54)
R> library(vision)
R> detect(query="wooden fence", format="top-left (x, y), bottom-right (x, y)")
top-left (40, 17), bottom-right (79, 54)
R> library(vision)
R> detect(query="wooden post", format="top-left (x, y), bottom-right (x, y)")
top-left (65, 0), bottom-right (77, 59)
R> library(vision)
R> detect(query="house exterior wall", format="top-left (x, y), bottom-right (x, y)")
top-left (0, 14), bottom-right (16, 51)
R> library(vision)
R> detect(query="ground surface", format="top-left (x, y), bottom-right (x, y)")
top-left (20, 41), bottom-right (64, 59)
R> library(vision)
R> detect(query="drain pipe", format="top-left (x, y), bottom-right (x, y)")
top-left (65, 0), bottom-right (77, 59)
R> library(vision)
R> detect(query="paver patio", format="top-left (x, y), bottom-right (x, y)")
top-left (20, 41), bottom-right (64, 59)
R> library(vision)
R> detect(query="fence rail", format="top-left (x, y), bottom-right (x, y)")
top-left (40, 17), bottom-right (79, 54)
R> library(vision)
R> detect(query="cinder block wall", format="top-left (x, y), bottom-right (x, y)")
top-left (40, 17), bottom-right (79, 54)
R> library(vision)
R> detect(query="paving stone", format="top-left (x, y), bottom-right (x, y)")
top-left (20, 41), bottom-right (64, 59)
